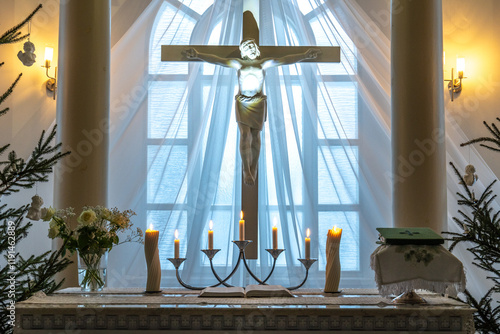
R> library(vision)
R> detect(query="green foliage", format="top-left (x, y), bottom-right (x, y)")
top-left (0, 4), bottom-right (72, 334)
top-left (461, 117), bottom-right (500, 153)
top-left (446, 162), bottom-right (500, 334)
top-left (0, 4), bottom-right (41, 45)
top-left (46, 206), bottom-right (142, 256)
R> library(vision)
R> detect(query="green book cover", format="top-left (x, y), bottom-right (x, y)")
top-left (376, 227), bottom-right (444, 245)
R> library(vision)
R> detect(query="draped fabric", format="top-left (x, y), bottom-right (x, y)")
top-left (105, 0), bottom-right (496, 297)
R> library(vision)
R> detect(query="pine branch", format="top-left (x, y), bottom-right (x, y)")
top-left (461, 119), bottom-right (500, 152)
top-left (445, 161), bottom-right (500, 331)
top-left (0, 73), bottom-right (22, 116)
top-left (463, 289), bottom-right (500, 334)
top-left (0, 206), bottom-right (30, 253)
top-left (0, 125), bottom-right (70, 196)
top-left (0, 4), bottom-right (42, 45)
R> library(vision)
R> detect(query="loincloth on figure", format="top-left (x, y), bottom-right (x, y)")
top-left (235, 94), bottom-right (267, 131)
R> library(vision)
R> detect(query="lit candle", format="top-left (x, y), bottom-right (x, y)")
top-left (329, 226), bottom-right (342, 239)
top-left (208, 220), bottom-right (214, 250)
top-left (44, 47), bottom-right (53, 68)
top-left (239, 211), bottom-right (245, 241)
top-left (145, 223), bottom-right (159, 239)
top-left (174, 229), bottom-right (180, 258)
top-left (144, 223), bottom-right (161, 292)
top-left (272, 218), bottom-right (278, 250)
top-left (305, 228), bottom-right (311, 260)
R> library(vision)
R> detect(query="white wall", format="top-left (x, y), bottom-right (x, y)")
top-left (0, 0), bottom-right (60, 258)
top-left (443, 0), bottom-right (500, 178)
top-left (356, 0), bottom-right (500, 179)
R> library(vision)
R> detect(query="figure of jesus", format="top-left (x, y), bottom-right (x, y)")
top-left (184, 39), bottom-right (319, 185)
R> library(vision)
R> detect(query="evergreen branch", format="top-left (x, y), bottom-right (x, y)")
top-left (0, 73), bottom-right (22, 111)
top-left (449, 162), bottom-right (474, 199)
top-left (463, 289), bottom-right (500, 334)
top-left (0, 144), bottom-right (9, 157)
top-left (0, 125), bottom-right (70, 196)
top-left (0, 4), bottom-right (42, 45)
top-left (0, 206), bottom-right (30, 253)
top-left (461, 137), bottom-right (500, 148)
top-left (445, 160), bottom-right (500, 331)
top-left (489, 121), bottom-right (500, 138)
top-left (461, 119), bottom-right (500, 152)
top-left (479, 144), bottom-right (500, 152)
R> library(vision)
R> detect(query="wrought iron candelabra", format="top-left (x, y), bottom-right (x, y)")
top-left (168, 240), bottom-right (317, 290)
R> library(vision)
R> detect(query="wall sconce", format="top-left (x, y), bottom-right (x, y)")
top-left (43, 47), bottom-right (57, 100)
top-left (444, 56), bottom-right (466, 102)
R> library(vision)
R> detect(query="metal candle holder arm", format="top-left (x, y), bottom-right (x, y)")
top-left (167, 240), bottom-right (317, 290)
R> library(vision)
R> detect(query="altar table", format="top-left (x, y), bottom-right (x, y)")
top-left (15, 288), bottom-right (475, 333)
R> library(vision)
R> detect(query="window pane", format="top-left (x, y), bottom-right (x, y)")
top-left (150, 5), bottom-right (195, 74)
top-left (318, 146), bottom-right (358, 205)
top-left (149, 81), bottom-right (188, 139)
top-left (148, 145), bottom-right (187, 203)
top-left (182, 0), bottom-right (214, 15)
top-left (310, 16), bottom-right (356, 75)
top-left (318, 81), bottom-right (357, 140)
top-left (213, 104), bottom-right (237, 205)
top-left (318, 211), bottom-right (359, 271)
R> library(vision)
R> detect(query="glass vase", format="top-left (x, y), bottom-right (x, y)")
top-left (77, 249), bottom-right (108, 292)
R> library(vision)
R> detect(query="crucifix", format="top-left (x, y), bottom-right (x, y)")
top-left (162, 0), bottom-right (340, 259)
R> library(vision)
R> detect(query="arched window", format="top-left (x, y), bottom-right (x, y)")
top-left (147, 0), bottom-right (365, 287)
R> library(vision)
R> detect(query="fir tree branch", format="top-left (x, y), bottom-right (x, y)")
top-left (0, 125), bottom-right (70, 196)
top-left (445, 160), bottom-right (500, 331)
top-left (463, 289), bottom-right (500, 334)
top-left (0, 73), bottom-right (22, 116)
top-left (461, 119), bottom-right (500, 152)
top-left (0, 4), bottom-right (42, 45)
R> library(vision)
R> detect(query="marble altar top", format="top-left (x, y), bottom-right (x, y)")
top-left (16, 288), bottom-right (475, 333)
top-left (18, 288), bottom-right (471, 309)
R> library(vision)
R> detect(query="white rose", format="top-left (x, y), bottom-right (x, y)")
top-left (41, 207), bottom-right (56, 221)
top-left (78, 210), bottom-right (97, 226)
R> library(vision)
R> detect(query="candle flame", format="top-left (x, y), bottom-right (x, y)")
top-left (240, 211), bottom-right (244, 220)
top-left (273, 217), bottom-right (277, 228)
top-left (149, 223), bottom-right (153, 231)
top-left (175, 229), bottom-right (179, 239)
top-left (306, 228), bottom-right (310, 238)
top-left (209, 220), bottom-right (213, 230)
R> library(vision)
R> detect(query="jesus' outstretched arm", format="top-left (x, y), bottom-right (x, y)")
top-left (262, 49), bottom-right (321, 69)
top-left (183, 47), bottom-right (242, 69)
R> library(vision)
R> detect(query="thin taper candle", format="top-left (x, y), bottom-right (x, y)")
top-left (272, 218), bottom-right (278, 250)
top-left (174, 229), bottom-right (180, 258)
top-left (208, 220), bottom-right (214, 250)
top-left (239, 211), bottom-right (245, 241)
top-left (305, 228), bottom-right (311, 260)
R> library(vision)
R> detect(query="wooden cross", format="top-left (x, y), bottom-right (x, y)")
top-left (161, 0), bottom-right (340, 259)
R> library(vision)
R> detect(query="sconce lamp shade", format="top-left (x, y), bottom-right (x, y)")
top-left (44, 47), bottom-right (53, 67)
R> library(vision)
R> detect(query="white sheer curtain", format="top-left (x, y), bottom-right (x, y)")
top-left (107, 0), bottom-right (390, 289)
top-left (106, 0), bottom-right (496, 298)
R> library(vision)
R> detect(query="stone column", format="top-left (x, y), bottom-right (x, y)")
top-left (54, 0), bottom-right (110, 287)
top-left (391, 0), bottom-right (446, 232)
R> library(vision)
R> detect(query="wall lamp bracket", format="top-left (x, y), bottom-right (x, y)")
top-left (444, 57), bottom-right (466, 102)
top-left (43, 47), bottom-right (57, 100)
